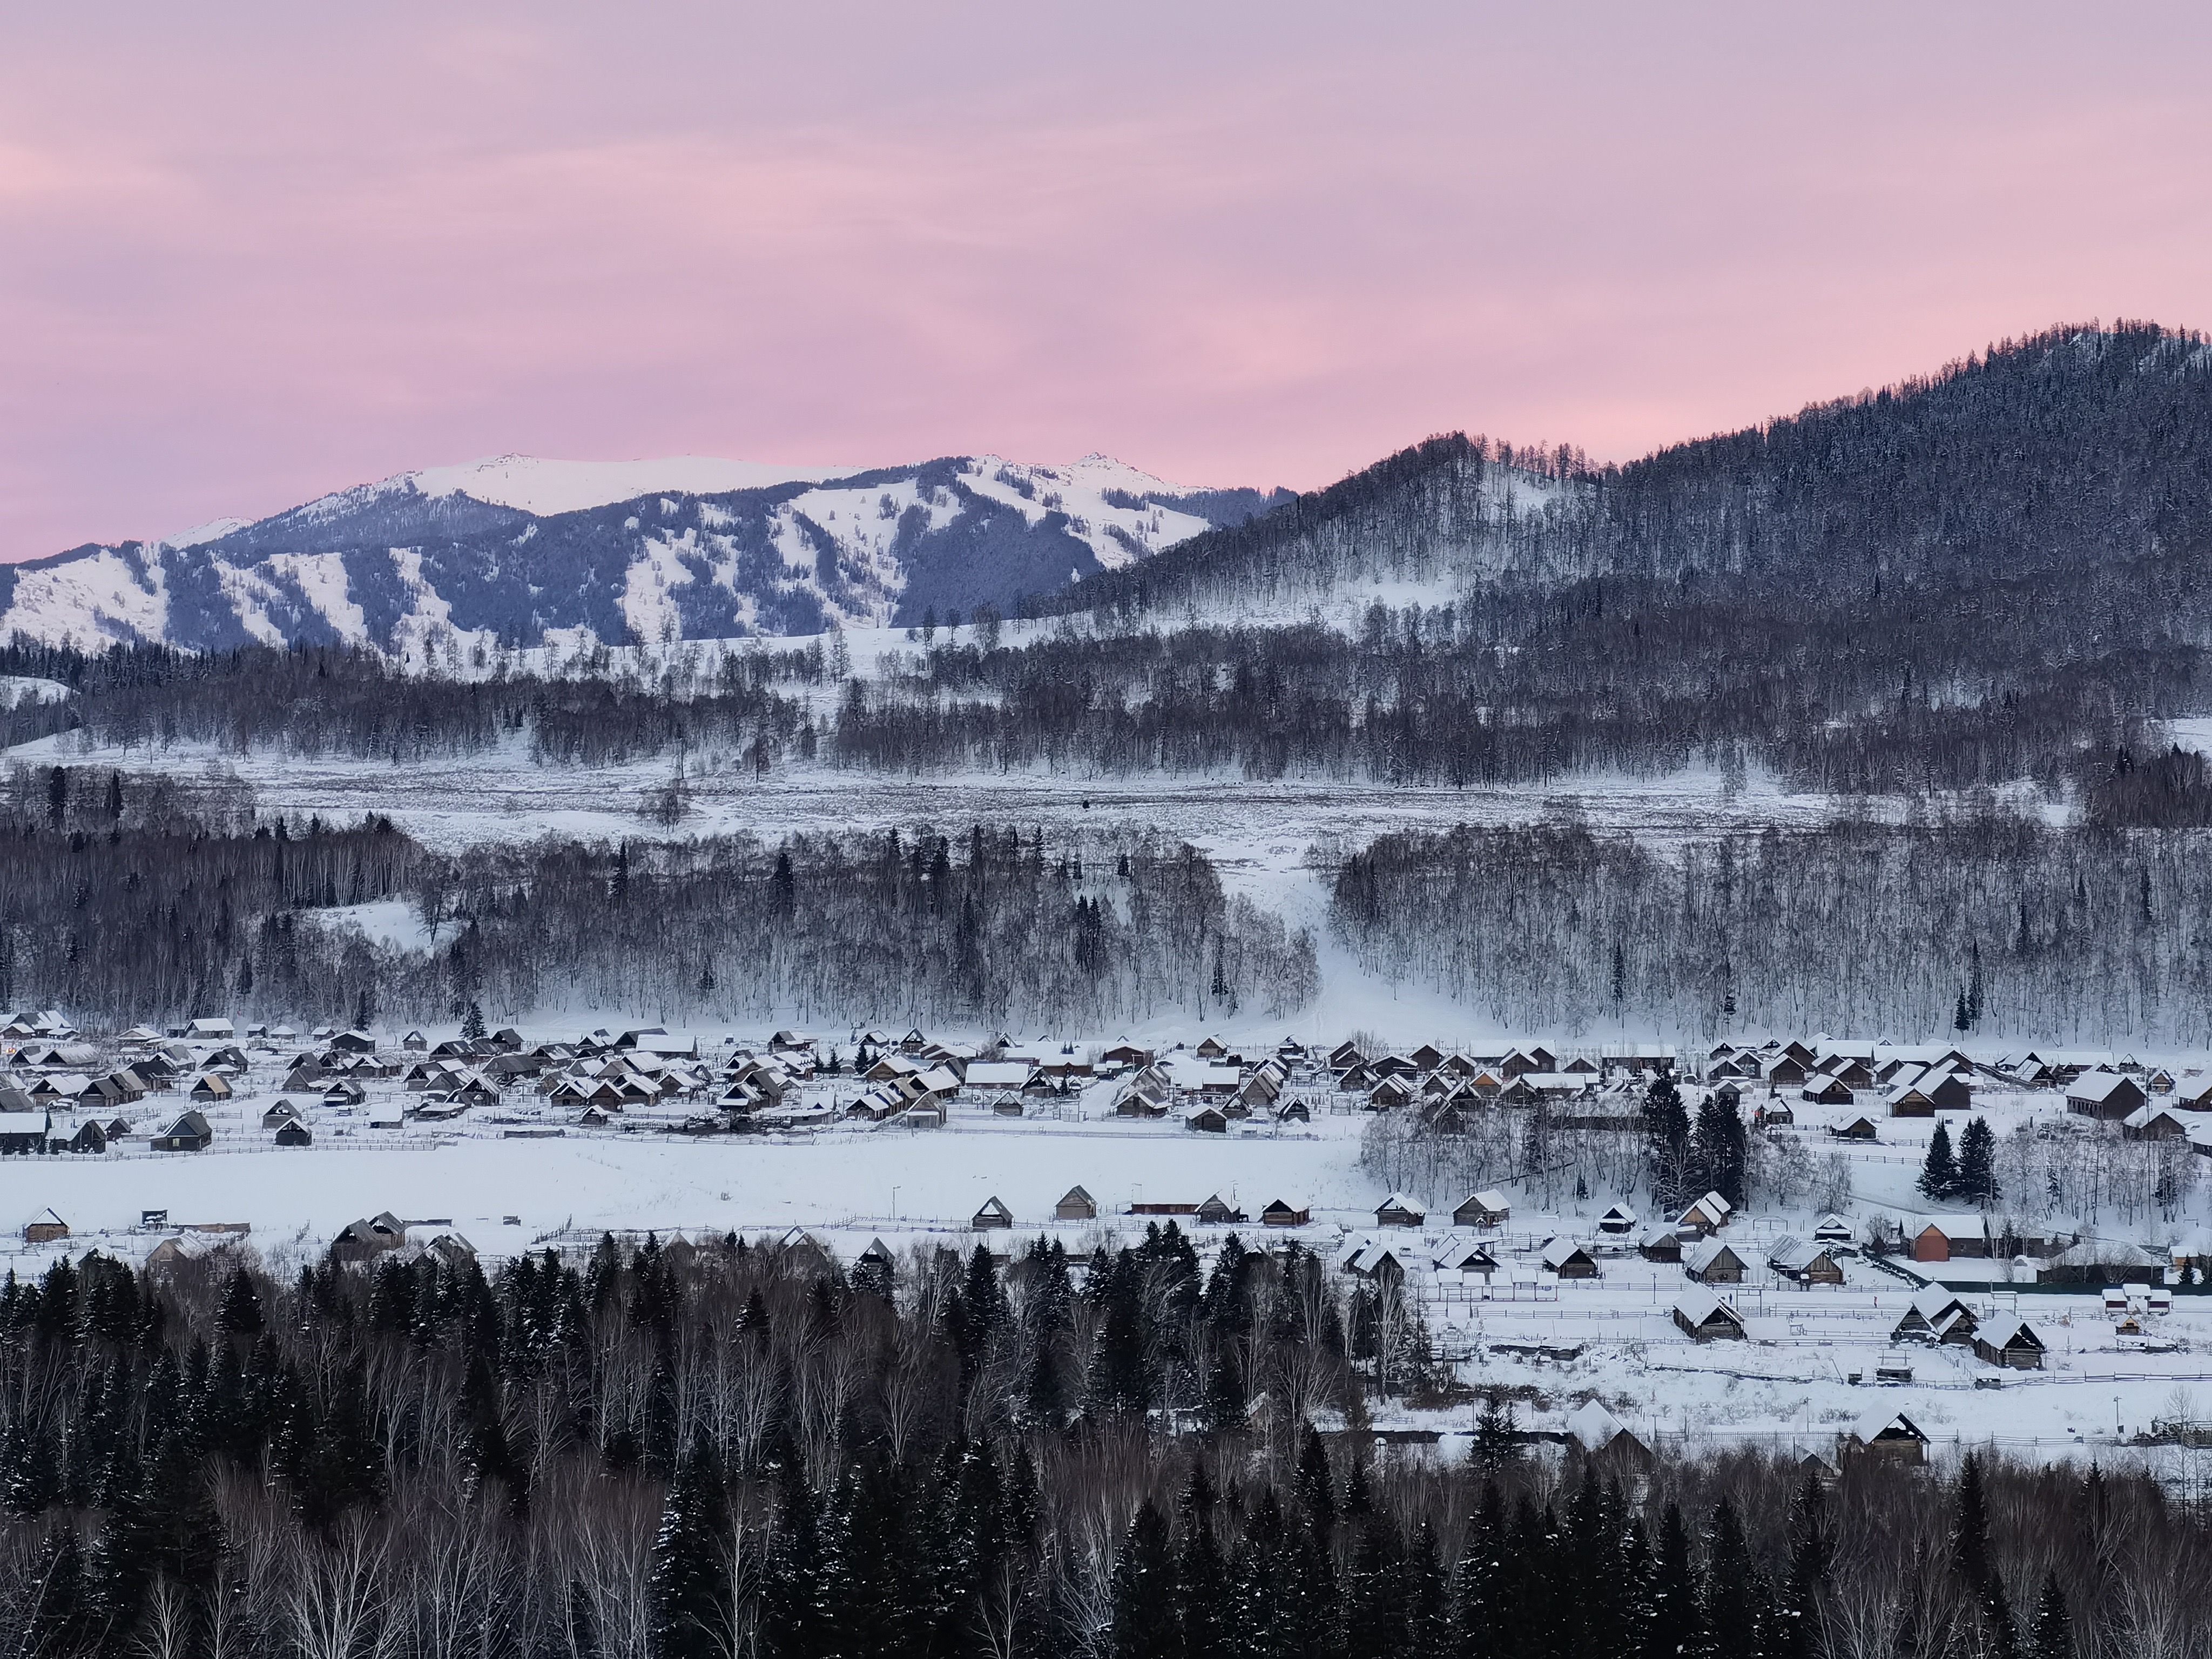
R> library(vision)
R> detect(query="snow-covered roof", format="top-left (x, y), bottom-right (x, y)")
top-left (1541, 1236), bottom-right (1593, 1269)
top-left (1684, 1237), bottom-right (1738, 1273)
top-left (1565, 1399), bottom-right (1635, 1453)
top-left (1851, 1407), bottom-right (1925, 1445)
top-left (1672, 1286), bottom-right (1738, 1326)
top-left (2066, 1069), bottom-right (2137, 1102)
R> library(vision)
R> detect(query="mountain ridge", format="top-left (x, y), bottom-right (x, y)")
top-left (0, 453), bottom-right (1288, 654)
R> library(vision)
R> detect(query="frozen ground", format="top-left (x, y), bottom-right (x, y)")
top-left (15, 1094), bottom-right (2212, 1469)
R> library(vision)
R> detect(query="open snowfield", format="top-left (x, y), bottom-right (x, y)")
top-left (14, 1070), bottom-right (2212, 1469)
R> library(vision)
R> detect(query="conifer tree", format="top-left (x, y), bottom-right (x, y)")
top-left (652, 1438), bottom-right (733, 1659)
top-left (1702, 1498), bottom-right (1765, 1659)
top-left (1110, 1500), bottom-right (1181, 1659)
top-left (217, 1267), bottom-right (264, 1336)
top-left (1645, 1503), bottom-right (1701, 1659)
top-left (1919, 1122), bottom-right (1959, 1202)
top-left (2028, 1572), bottom-right (2072, 1659)
top-left (1295, 1424), bottom-right (1338, 1538)
top-left (1690, 1090), bottom-right (1749, 1207)
top-left (758, 1455), bottom-right (823, 1659)
top-left (1178, 1465), bottom-right (1232, 1659)
top-left (1473, 1394), bottom-right (1521, 1473)
top-left (1453, 1482), bottom-right (1505, 1658)
top-left (1644, 1073), bottom-right (1692, 1208)
top-left (1958, 1117), bottom-right (2000, 1204)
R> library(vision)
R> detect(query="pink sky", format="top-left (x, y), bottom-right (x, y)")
top-left (5, 3), bottom-right (2210, 558)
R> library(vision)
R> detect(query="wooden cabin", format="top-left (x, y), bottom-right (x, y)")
top-left (1375, 1194), bottom-right (1427, 1229)
top-left (1842, 1409), bottom-right (1928, 1466)
top-left (1973, 1318), bottom-right (2047, 1371)
top-left (971, 1196), bottom-right (1014, 1231)
top-left (1054, 1185), bottom-right (1098, 1222)
top-left (1672, 1288), bottom-right (1746, 1341)
top-left (1683, 1238), bottom-right (1747, 1285)
top-left (1541, 1238), bottom-right (1600, 1279)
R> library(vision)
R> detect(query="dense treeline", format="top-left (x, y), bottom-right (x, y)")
top-left (12, 603), bottom-right (2193, 800)
top-left (1331, 813), bottom-right (2212, 1046)
top-left (3, 1233), bottom-right (2202, 1659)
top-left (0, 770), bottom-right (1311, 1029)
top-left (0, 641), bottom-right (829, 767)
top-left (412, 826), bottom-right (1317, 1031)
top-left (832, 611), bottom-right (2185, 799)
top-left (0, 764), bottom-right (417, 1021)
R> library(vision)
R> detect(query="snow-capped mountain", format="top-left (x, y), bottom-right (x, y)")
top-left (0, 454), bottom-right (1287, 653)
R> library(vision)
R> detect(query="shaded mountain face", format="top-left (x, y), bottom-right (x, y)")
top-left (1064, 322), bottom-right (2212, 617)
top-left (0, 454), bottom-right (1287, 652)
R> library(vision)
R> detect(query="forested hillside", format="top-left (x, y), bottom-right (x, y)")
top-left (0, 765), bottom-right (1312, 1029)
top-left (1, 1232), bottom-right (2197, 1659)
top-left (1331, 815), bottom-right (2212, 1046)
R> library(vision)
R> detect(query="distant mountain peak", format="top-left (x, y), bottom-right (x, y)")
top-left (5, 450), bottom-right (1287, 654)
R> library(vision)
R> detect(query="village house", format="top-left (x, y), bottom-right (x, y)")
top-left (1342, 1241), bottom-right (1410, 1283)
top-left (1911, 1215), bottom-right (1988, 1262)
top-left (1683, 1237), bottom-right (1748, 1285)
top-left (1973, 1317), bottom-right (2047, 1370)
top-left (0, 1097), bottom-right (51, 1155)
top-left (1453, 1189), bottom-right (1512, 1229)
top-left (1432, 1238), bottom-right (1498, 1280)
top-left (1375, 1194), bottom-right (1426, 1228)
top-left (1677, 1191), bottom-right (1734, 1235)
top-left (1260, 1198), bottom-right (1310, 1228)
top-left (1565, 1399), bottom-right (1654, 1473)
top-left (1892, 1287), bottom-right (1978, 1347)
top-left (1054, 1186), bottom-right (1097, 1222)
top-left (1595, 1203), bottom-right (1638, 1235)
top-left (1672, 1287), bottom-right (1746, 1341)
top-left (151, 1110), bottom-right (213, 1152)
top-left (971, 1196), bottom-right (1014, 1231)
top-left (2122, 1103), bottom-right (2191, 1142)
top-left (1767, 1238), bottom-right (1844, 1284)
top-left (1638, 1228), bottom-right (1685, 1264)
top-left (23, 1208), bottom-right (69, 1245)
top-left (1541, 1238), bottom-right (1600, 1279)
top-left (1842, 1408), bottom-right (1928, 1466)
top-left (2066, 1070), bottom-right (2147, 1121)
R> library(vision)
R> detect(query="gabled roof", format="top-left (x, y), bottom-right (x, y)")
top-left (1540, 1236), bottom-right (1594, 1269)
top-left (1851, 1407), bottom-right (1927, 1445)
top-left (1684, 1237), bottom-right (1741, 1273)
top-left (1672, 1286), bottom-right (1742, 1327)
top-left (2067, 1069), bottom-right (2138, 1102)
top-left (1565, 1398), bottom-right (1639, 1454)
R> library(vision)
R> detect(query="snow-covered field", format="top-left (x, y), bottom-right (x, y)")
top-left (16, 1063), bottom-right (2212, 1468)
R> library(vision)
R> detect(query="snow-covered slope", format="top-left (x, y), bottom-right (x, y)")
top-left (0, 454), bottom-right (1287, 653)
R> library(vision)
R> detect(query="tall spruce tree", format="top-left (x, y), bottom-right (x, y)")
top-left (1690, 1089), bottom-right (1748, 1207)
top-left (650, 1439), bottom-right (733, 1659)
top-left (1644, 1073), bottom-right (1692, 1209)
top-left (2028, 1572), bottom-right (2072, 1659)
top-left (1110, 1501), bottom-right (1181, 1659)
top-left (1919, 1122), bottom-right (1960, 1202)
top-left (1958, 1117), bottom-right (1999, 1205)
